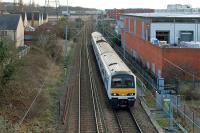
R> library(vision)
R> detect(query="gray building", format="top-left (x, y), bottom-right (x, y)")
top-left (156, 4), bottom-right (200, 14)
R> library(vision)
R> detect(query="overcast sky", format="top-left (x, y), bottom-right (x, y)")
top-left (4, 0), bottom-right (200, 9)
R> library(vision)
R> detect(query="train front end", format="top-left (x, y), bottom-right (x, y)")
top-left (109, 73), bottom-right (136, 108)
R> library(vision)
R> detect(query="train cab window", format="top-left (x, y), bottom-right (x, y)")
top-left (96, 39), bottom-right (106, 43)
top-left (111, 75), bottom-right (135, 88)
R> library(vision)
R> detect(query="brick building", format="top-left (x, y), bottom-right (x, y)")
top-left (121, 13), bottom-right (200, 80)
top-left (106, 8), bottom-right (154, 20)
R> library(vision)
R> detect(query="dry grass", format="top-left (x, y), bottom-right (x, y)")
top-left (0, 42), bottom-right (63, 132)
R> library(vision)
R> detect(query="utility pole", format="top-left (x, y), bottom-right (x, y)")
top-left (29, 0), bottom-right (35, 7)
top-left (13, 0), bottom-right (24, 12)
top-left (65, 27), bottom-right (68, 57)
top-left (67, 0), bottom-right (69, 15)
top-left (64, 27), bottom-right (67, 75)
top-left (19, 0), bottom-right (23, 11)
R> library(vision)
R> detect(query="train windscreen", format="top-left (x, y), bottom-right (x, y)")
top-left (111, 74), bottom-right (135, 88)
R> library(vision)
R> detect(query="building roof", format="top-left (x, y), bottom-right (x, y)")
top-left (124, 13), bottom-right (200, 18)
top-left (10, 12), bottom-right (26, 21)
top-left (0, 14), bottom-right (21, 30)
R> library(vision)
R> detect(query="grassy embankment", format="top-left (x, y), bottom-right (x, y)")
top-left (0, 17), bottom-right (78, 132)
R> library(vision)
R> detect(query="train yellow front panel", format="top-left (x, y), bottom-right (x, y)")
top-left (111, 88), bottom-right (136, 96)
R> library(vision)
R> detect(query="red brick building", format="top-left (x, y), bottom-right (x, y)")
top-left (105, 9), bottom-right (154, 20)
top-left (121, 13), bottom-right (200, 80)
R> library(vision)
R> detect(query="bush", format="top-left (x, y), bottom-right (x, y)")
top-left (0, 39), bottom-right (17, 88)
top-left (185, 87), bottom-right (200, 101)
top-left (1, 64), bottom-right (15, 85)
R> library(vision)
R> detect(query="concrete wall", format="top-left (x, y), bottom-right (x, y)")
top-left (151, 23), bottom-right (200, 44)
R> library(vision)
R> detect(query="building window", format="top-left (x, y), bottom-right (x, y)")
top-left (129, 18), bottom-right (131, 32)
top-left (0, 31), bottom-right (7, 36)
top-left (134, 19), bottom-right (137, 35)
top-left (179, 31), bottom-right (193, 42)
top-left (141, 22), bottom-right (145, 39)
top-left (146, 62), bottom-right (150, 69)
top-left (147, 28), bottom-right (150, 41)
top-left (157, 69), bottom-right (161, 78)
top-left (152, 63), bottom-right (155, 74)
top-left (156, 31), bottom-right (170, 43)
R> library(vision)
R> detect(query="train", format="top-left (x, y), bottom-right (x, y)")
top-left (91, 32), bottom-right (137, 108)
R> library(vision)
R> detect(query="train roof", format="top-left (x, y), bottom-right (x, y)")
top-left (91, 32), bottom-right (107, 43)
top-left (92, 32), bottom-right (132, 74)
top-left (102, 52), bottom-right (131, 73)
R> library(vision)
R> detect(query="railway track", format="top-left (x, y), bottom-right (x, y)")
top-left (88, 43), bottom-right (122, 133)
top-left (75, 23), bottom-right (108, 133)
top-left (63, 42), bottom-right (81, 132)
top-left (113, 45), bottom-right (158, 133)
top-left (114, 109), bottom-right (141, 133)
top-left (84, 24), bottom-right (107, 133)
top-left (63, 20), bottom-right (152, 133)
top-left (64, 23), bottom-right (107, 133)
top-left (87, 38), bottom-right (143, 133)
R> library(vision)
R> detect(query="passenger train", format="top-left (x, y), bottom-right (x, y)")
top-left (91, 32), bottom-right (137, 108)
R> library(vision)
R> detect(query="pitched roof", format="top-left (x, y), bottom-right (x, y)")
top-left (0, 14), bottom-right (21, 30)
top-left (10, 12), bottom-right (26, 21)
top-left (17, 12), bottom-right (26, 21)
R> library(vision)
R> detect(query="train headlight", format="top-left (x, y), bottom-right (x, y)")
top-left (128, 93), bottom-right (135, 96)
top-left (111, 93), bottom-right (118, 96)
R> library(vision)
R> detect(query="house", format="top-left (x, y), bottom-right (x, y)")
top-left (106, 8), bottom-right (154, 20)
top-left (121, 13), bottom-right (200, 80)
top-left (0, 14), bottom-right (24, 47)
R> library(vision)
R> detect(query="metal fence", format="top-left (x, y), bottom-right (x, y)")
top-left (172, 95), bottom-right (200, 132)
top-left (18, 45), bottom-right (31, 59)
top-left (114, 45), bottom-right (200, 132)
